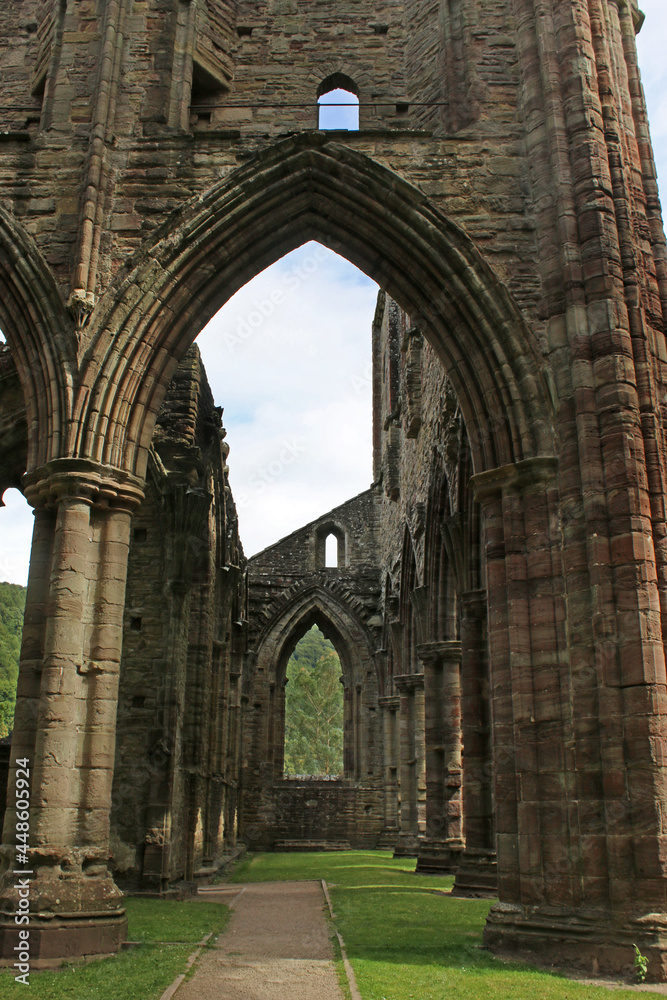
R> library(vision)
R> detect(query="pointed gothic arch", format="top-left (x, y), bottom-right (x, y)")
top-left (254, 584), bottom-right (377, 691)
top-left (246, 583), bottom-right (378, 788)
top-left (73, 133), bottom-right (555, 483)
top-left (316, 72), bottom-right (360, 101)
top-left (0, 206), bottom-right (73, 475)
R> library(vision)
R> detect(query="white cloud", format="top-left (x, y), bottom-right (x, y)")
top-left (197, 243), bottom-right (378, 556)
top-left (0, 489), bottom-right (32, 586)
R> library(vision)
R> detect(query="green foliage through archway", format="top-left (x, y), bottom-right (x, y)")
top-left (284, 625), bottom-right (344, 777)
top-left (0, 582), bottom-right (25, 738)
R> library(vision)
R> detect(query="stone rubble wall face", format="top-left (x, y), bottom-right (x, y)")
top-left (0, 0), bottom-right (542, 335)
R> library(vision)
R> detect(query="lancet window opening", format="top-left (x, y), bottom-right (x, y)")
top-left (315, 523), bottom-right (347, 568)
top-left (317, 73), bottom-right (360, 130)
top-left (280, 622), bottom-right (346, 779)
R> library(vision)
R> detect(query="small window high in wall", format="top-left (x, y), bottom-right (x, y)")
top-left (318, 73), bottom-right (359, 131)
top-left (315, 523), bottom-right (346, 568)
top-left (325, 533), bottom-right (338, 567)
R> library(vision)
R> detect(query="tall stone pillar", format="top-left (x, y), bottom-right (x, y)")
top-left (343, 680), bottom-right (354, 777)
top-left (414, 682), bottom-right (426, 834)
top-left (393, 673), bottom-right (425, 857)
top-left (276, 676), bottom-right (287, 777)
top-left (453, 590), bottom-right (497, 895)
top-left (141, 482), bottom-right (211, 892)
top-left (378, 695), bottom-right (400, 847)
top-left (416, 641), bottom-right (465, 874)
top-left (228, 667), bottom-right (243, 838)
top-left (140, 585), bottom-right (187, 893)
top-left (0, 461), bottom-right (143, 961)
top-left (476, 455), bottom-right (667, 975)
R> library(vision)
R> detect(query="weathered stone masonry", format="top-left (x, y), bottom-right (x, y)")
top-left (0, 342), bottom-right (247, 899)
top-left (1, 0), bottom-right (667, 981)
top-left (110, 345), bottom-right (246, 894)
top-left (243, 489), bottom-right (385, 851)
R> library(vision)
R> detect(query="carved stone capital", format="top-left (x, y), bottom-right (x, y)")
top-left (417, 640), bottom-right (462, 666)
top-left (378, 695), bottom-right (400, 711)
top-left (470, 456), bottom-right (558, 503)
top-left (461, 589), bottom-right (487, 619)
top-left (393, 672), bottom-right (425, 692)
top-left (23, 458), bottom-right (145, 512)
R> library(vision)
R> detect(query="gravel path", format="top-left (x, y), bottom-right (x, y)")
top-left (172, 881), bottom-right (345, 1000)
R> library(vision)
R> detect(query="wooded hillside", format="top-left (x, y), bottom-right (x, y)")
top-left (284, 625), bottom-right (344, 777)
top-left (0, 581), bottom-right (25, 738)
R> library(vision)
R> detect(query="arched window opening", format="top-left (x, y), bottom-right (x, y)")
top-left (314, 523), bottom-right (346, 568)
top-left (325, 532), bottom-right (338, 567)
top-left (317, 74), bottom-right (360, 130)
top-left (283, 625), bottom-right (344, 777)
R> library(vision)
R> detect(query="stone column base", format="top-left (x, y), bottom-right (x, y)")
top-left (415, 838), bottom-right (464, 875)
top-left (0, 851), bottom-right (128, 964)
top-left (377, 827), bottom-right (399, 850)
top-left (393, 832), bottom-right (422, 858)
top-left (451, 848), bottom-right (497, 896)
top-left (0, 912), bottom-right (127, 967)
top-left (484, 903), bottom-right (667, 982)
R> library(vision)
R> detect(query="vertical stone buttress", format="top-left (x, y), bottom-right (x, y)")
top-left (393, 672), bottom-right (426, 856)
top-left (480, 0), bottom-right (667, 975)
top-left (416, 641), bottom-right (465, 874)
top-left (378, 694), bottom-right (401, 845)
top-left (453, 589), bottom-right (497, 895)
top-left (140, 482), bottom-right (212, 892)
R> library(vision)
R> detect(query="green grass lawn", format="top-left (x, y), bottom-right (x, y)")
top-left (0, 898), bottom-right (229, 1000)
top-left (229, 851), bottom-right (663, 1000)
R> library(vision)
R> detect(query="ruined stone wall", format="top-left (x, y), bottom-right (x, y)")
top-left (110, 345), bottom-right (246, 891)
top-left (250, 780), bottom-right (385, 851)
top-left (350, 291), bottom-right (490, 874)
top-left (0, 336), bottom-right (247, 892)
top-left (374, 292), bottom-right (469, 604)
top-left (242, 490), bottom-right (385, 849)
top-left (3, 0), bottom-right (667, 976)
top-left (239, 292), bottom-right (484, 862)
top-left (246, 490), bottom-right (383, 644)
top-left (0, 0), bottom-right (547, 332)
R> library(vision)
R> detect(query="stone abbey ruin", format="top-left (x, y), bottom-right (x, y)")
top-left (1, 0), bottom-right (667, 981)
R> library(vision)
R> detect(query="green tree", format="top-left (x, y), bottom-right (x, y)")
top-left (0, 581), bottom-right (26, 738)
top-left (284, 625), bottom-right (344, 776)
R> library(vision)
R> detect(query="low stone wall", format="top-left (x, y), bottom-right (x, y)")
top-left (245, 778), bottom-right (384, 851)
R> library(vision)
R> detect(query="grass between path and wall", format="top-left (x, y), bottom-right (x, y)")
top-left (227, 851), bottom-right (665, 1000)
top-left (0, 898), bottom-right (229, 1000)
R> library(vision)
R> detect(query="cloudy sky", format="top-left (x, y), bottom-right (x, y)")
top-left (2, 11), bottom-right (667, 583)
top-left (197, 239), bottom-right (377, 556)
